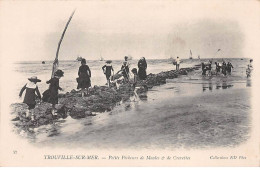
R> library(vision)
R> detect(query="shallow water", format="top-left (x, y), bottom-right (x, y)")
top-left (14, 58), bottom-right (249, 100)
top-left (13, 58), bottom-right (252, 148)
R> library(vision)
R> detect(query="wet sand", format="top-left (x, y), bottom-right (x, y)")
top-left (11, 61), bottom-right (251, 149)
top-left (31, 82), bottom-right (251, 149)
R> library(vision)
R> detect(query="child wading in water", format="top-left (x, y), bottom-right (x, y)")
top-left (131, 68), bottom-right (139, 101)
top-left (19, 76), bottom-right (42, 120)
top-left (46, 69), bottom-right (64, 116)
top-left (102, 60), bottom-right (114, 87)
top-left (131, 68), bottom-right (138, 89)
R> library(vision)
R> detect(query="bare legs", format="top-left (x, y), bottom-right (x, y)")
top-left (26, 109), bottom-right (35, 120)
top-left (81, 88), bottom-right (89, 97)
top-left (107, 79), bottom-right (110, 87)
top-left (176, 64), bottom-right (180, 70)
top-left (51, 104), bottom-right (57, 116)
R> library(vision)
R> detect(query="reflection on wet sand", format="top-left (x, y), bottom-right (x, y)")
top-left (202, 80), bottom-right (213, 92)
top-left (246, 79), bottom-right (251, 87)
top-left (203, 81), bottom-right (234, 92)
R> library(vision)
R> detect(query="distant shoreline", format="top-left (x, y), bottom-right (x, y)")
top-left (14, 57), bottom-right (250, 64)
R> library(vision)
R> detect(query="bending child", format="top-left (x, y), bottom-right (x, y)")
top-left (46, 69), bottom-right (64, 116)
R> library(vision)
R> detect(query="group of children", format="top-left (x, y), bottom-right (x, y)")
top-left (202, 60), bottom-right (234, 76)
top-left (101, 56), bottom-right (147, 87)
top-left (19, 69), bottom-right (64, 120)
top-left (19, 56), bottom-right (148, 120)
top-left (19, 57), bottom-right (253, 120)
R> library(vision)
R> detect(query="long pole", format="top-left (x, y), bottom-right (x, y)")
top-left (51, 9), bottom-right (76, 78)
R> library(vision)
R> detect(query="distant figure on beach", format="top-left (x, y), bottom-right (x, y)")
top-left (46, 69), bottom-right (64, 116)
top-left (215, 62), bottom-right (221, 74)
top-left (124, 56), bottom-right (131, 77)
top-left (102, 60), bottom-right (114, 87)
top-left (222, 61), bottom-right (227, 76)
top-left (77, 59), bottom-right (91, 97)
top-left (249, 59), bottom-right (253, 70)
top-left (201, 62), bottom-right (206, 76)
top-left (201, 61), bottom-right (212, 76)
top-left (176, 56), bottom-right (180, 70)
top-left (246, 65), bottom-right (251, 78)
top-left (227, 62), bottom-right (234, 75)
top-left (19, 76), bottom-right (42, 120)
top-left (246, 59), bottom-right (253, 78)
top-left (121, 61), bottom-right (130, 82)
top-left (138, 57), bottom-right (147, 80)
top-left (207, 60), bottom-right (212, 76)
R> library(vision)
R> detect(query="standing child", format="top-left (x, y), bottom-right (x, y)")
top-left (77, 59), bottom-right (91, 97)
top-left (131, 68), bottom-right (139, 101)
top-left (201, 62), bottom-right (206, 76)
top-left (131, 68), bottom-right (138, 89)
top-left (124, 56), bottom-right (131, 78)
top-left (227, 62), bottom-right (234, 75)
top-left (215, 62), bottom-right (221, 74)
top-left (102, 60), bottom-right (114, 87)
top-left (176, 56), bottom-right (181, 70)
top-left (121, 61), bottom-right (130, 82)
top-left (207, 60), bottom-right (212, 76)
top-left (246, 65), bottom-right (251, 78)
top-left (19, 76), bottom-right (42, 120)
top-left (222, 61), bottom-right (227, 76)
top-left (46, 69), bottom-right (64, 116)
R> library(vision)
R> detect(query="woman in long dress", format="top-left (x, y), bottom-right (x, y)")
top-left (77, 58), bottom-right (91, 97)
top-left (138, 57), bottom-right (147, 80)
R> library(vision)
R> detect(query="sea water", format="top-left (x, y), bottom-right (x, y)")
top-left (14, 58), bottom-right (250, 98)
top-left (12, 58), bottom-right (252, 147)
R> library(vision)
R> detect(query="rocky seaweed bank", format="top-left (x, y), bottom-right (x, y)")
top-left (10, 66), bottom-right (200, 131)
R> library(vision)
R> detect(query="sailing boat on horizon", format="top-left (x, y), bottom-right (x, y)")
top-left (100, 51), bottom-right (104, 61)
top-left (189, 50), bottom-right (193, 59)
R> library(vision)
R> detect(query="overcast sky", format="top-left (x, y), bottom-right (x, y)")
top-left (0, 0), bottom-right (260, 61)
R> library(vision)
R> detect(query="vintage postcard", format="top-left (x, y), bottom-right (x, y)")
top-left (0, 0), bottom-right (259, 167)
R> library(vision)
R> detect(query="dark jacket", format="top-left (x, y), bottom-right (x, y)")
top-left (19, 82), bottom-right (41, 105)
top-left (46, 77), bottom-right (62, 104)
top-left (138, 59), bottom-right (147, 80)
top-left (78, 65), bottom-right (91, 79)
top-left (102, 64), bottom-right (114, 76)
top-left (77, 65), bottom-right (91, 89)
top-left (138, 59), bottom-right (147, 69)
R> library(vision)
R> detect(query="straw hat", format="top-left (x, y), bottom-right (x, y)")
top-left (28, 76), bottom-right (41, 82)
